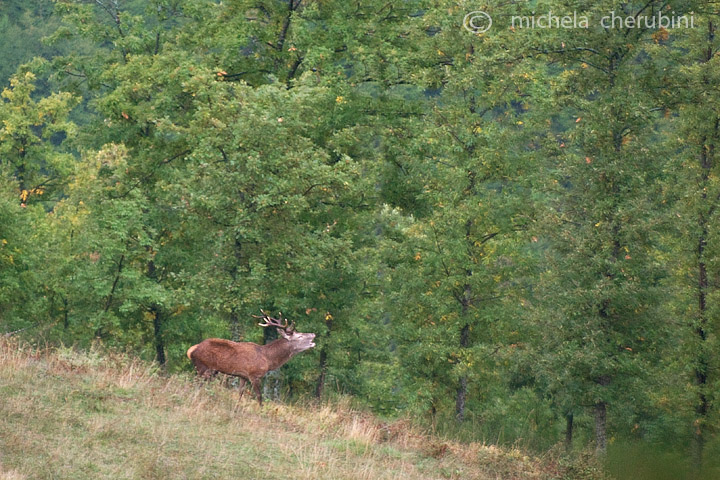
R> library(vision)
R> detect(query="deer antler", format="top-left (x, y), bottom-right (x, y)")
top-left (272, 311), bottom-right (296, 333)
top-left (252, 309), bottom-right (290, 330)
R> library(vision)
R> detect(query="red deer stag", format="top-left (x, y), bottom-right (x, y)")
top-left (186, 310), bottom-right (315, 406)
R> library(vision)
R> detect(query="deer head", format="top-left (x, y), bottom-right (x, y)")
top-left (254, 310), bottom-right (316, 353)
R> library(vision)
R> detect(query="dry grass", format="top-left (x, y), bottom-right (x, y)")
top-left (0, 338), bottom-right (569, 480)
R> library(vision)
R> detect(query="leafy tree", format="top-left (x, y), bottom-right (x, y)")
top-left (0, 65), bottom-right (77, 333)
top-left (41, 0), bottom-right (208, 365)
top-left (0, 68), bottom-right (77, 206)
top-left (653, 5), bottom-right (720, 470)
top-left (531, 0), bottom-right (676, 453)
top-left (372, 1), bottom-right (544, 426)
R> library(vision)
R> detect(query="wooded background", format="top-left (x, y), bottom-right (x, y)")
top-left (1, 0), bottom-right (718, 471)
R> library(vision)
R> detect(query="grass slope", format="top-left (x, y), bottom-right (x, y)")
top-left (0, 339), bottom-right (579, 480)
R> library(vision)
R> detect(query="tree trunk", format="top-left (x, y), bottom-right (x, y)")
top-left (151, 305), bottom-right (165, 366)
top-left (229, 308), bottom-right (241, 342)
top-left (62, 296), bottom-right (69, 330)
top-left (595, 374), bottom-right (610, 454)
top-left (147, 257), bottom-right (165, 366)
top-left (694, 234), bottom-right (709, 471)
top-left (315, 312), bottom-right (332, 399)
top-left (455, 195), bottom-right (475, 422)
top-left (455, 321), bottom-right (470, 422)
top-left (455, 375), bottom-right (468, 422)
top-left (693, 19), bottom-right (716, 473)
top-left (229, 238), bottom-right (243, 342)
top-left (16, 155), bottom-right (26, 205)
top-left (263, 369), bottom-right (280, 401)
top-left (565, 412), bottom-right (574, 452)
top-left (594, 401), bottom-right (607, 454)
top-left (315, 348), bottom-right (327, 399)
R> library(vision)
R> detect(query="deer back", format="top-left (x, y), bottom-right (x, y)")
top-left (190, 338), bottom-right (271, 379)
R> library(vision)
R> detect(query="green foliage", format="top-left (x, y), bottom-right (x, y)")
top-left (0, 65), bottom-right (77, 333)
top-left (2, 0), bottom-right (720, 473)
top-left (0, 1), bottom-right (60, 85)
top-left (0, 69), bottom-right (78, 204)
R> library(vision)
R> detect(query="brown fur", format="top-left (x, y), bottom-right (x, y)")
top-left (187, 331), bottom-right (315, 406)
top-left (186, 344), bottom-right (198, 359)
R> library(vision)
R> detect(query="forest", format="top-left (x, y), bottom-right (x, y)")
top-left (1, 0), bottom-right (719, 476)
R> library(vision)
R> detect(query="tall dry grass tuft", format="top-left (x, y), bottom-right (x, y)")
top-left (0, 337), bottom-right (40, 369)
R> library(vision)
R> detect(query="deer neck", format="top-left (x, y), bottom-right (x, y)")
top-left (262, 338), bottom-right (297, 371)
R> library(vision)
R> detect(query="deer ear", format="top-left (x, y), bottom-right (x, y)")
top-left (277, 328), bottom-right (292, 339)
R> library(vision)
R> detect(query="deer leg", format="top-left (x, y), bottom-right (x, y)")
top-left (250, 378), bottom-right (263, 406)
top-left (236, 377), bottom-right (247, 399)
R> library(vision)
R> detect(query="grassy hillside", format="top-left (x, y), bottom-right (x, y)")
top-left (0, 339), bottom-right (596, 480)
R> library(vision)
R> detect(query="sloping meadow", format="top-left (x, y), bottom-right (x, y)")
top-left (0, 338), bottom-right (585, 479)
